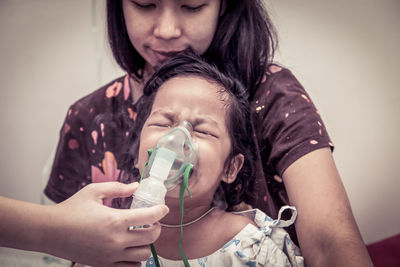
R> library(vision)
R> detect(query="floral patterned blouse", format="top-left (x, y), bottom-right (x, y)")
top-left (45, 65), bottom-right (333, 242)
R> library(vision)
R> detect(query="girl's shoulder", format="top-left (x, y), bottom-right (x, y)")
top-left (219, 211), bottom-right (257, 233)
top-left (198, 211), bottom-right (256, 249)
top-left (221, 208), bottom-right (304, 266)
top-left (175, 208), bottom-right (303, 267)
top-left (145, 209), bottom-right (303, 266)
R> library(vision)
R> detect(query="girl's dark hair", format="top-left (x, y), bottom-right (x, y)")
top-left (107, 0), bottom-right (277, 98)
top-left (129, 53), bottom-right (257, 208)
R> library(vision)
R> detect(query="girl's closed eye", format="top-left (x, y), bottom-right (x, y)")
top-left (147, 117), bottom-right (173, 128)
top-left (149, 122), bottom-right (172, 128)
top-left (194, 127), bottom-right (217, 138)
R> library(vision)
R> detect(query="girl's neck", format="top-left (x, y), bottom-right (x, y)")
top-left (155, 208), bottom-right (225, 260)
top-left (160, 204), bottom-right (213, 226)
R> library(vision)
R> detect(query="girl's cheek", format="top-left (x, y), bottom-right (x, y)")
top-left (194, 140), bottom-right (213, 162)
top-left (143, 129), bottom-right (168, 146)
top-left (137, 149), bottom-right (148, 171)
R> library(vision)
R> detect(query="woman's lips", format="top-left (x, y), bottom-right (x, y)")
top-left (152, 50), bottom-right (183, 63)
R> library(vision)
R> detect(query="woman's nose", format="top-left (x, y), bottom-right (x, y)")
top-left (153, 10), bottom-right (182, 40)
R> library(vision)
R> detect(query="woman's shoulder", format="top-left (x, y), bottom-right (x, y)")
top-left (69, 74), bottom-right (130, 111)
top-left (62, 74), bottom-right (134, 128)
top-left (253, 64), bottom-right (306, 100)
top-left (250, 63), bottom-right (334, 176)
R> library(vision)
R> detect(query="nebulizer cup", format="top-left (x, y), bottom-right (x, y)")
top-left (130, 121), bottom-right (197, 209)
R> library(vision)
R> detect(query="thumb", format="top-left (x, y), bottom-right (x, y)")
top-left (91, 182), bottom-right (139, 200)
top-left (121, 204), bottom-right (170, 226)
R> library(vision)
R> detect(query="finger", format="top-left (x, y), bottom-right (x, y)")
top-left (120, 205), bottom-right (169, 226)
top-left (120, 245), bottom-right (153, 262)
top-left (125, 222), bottom-right (162, 246)
top-left (113, 262), bottom-right (141, 267)
top-left (92, 182), bottom-right (139, 199)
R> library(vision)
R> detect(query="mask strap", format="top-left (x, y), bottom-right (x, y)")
top-left (147, 148), bottom-right (154, 158)
top-left (178, 164), bottom-right (193, 267)
top-left (139, 149), bottom-right (153, 183)
top-left (138, 151), bottom-right (193, 267)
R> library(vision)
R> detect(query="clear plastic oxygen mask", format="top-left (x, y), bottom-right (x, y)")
top-left (130, 121), bottom-right (197, 209)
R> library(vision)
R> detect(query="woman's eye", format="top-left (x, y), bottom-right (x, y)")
top-left (181, 4), bottom-right (206, 12)
top-left (131, 1), bottom-right (156, 10)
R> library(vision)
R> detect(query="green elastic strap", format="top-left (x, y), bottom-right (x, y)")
top-left (179, 164), bottom-right (193, 267)
top-left (150, 244), bottom-right (161, 267)
top-left (138, 150), bottom-right (161, 267)
top-left (139, 149), bottom-right (153, 184)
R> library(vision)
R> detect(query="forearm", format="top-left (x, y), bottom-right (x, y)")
top-left (295, 210), bottom-right (373, 267)
top-left (0, 196), bottom-right (51, 252)
top-left (1, 183), bottom-right (168, 266)
top-left (283, 149), bottom-right (373, 266)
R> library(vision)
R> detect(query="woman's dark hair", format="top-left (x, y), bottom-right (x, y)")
top-left (128, 53), bottom-right (257, 208)
top-left (107, 0), bottom-right (277, 98)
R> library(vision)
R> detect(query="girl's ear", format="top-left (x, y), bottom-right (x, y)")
top-left (222, 153), bottom-right (244, 184)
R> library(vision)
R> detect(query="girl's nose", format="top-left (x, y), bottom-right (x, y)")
top-left (153, 10), bottom-right (182, 40)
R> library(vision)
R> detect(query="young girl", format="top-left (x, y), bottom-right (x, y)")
top-left (130, 53), bottom-right (303, 267)
top-left (45, 1), bottom-right (372, 265)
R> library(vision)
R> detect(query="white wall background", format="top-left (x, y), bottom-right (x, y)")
top-left (0, 0), bottom-right (399, 246)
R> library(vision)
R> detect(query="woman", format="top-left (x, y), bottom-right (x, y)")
top-left (45, 1), bottom-right (372, 265)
